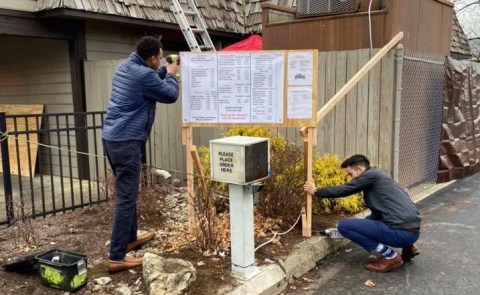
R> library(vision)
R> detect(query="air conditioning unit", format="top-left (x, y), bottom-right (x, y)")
top-left (296, 0), bottom-right (359, 18)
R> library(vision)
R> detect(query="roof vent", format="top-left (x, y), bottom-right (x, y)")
top-left (296, 0), bottom-right (359, 18)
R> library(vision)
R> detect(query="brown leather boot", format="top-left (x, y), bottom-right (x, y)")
top-left (108, 256), bottom-right (143, 273)
top-left (401, 244), bottom-right (419, 262)
top-left (365, 254), bottom-right (403, 272)
top-left (126, 231), bottom-right (155, 253)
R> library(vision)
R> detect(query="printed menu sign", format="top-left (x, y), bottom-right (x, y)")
top-left (181, 51), bottom-right (285, 124)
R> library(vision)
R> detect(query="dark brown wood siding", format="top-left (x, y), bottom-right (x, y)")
top-left (263, 10), bottom-right (387, 52)
top-left (263, 0), bottom-right (453, 56)
top-left (384, 0), bottom-right (453, 55)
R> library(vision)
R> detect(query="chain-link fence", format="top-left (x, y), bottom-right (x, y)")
top-left (398, 52), bottom-right (445, 190)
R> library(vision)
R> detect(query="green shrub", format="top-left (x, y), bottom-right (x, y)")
top-left (199, 127), bottom-right (365, 222)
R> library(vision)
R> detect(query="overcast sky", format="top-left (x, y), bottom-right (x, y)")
top-left (452, 0), bottom-right (480, 39)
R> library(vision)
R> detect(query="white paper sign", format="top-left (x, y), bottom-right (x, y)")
top-left (286, 51), bottom-right (314, 120)
top-left (287, 87), bottom-right (313, 119)
top-left (287, 52), bottom-right (314, 86)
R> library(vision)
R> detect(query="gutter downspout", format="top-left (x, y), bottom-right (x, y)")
top-left (393, 44), bottom-right (404, 182)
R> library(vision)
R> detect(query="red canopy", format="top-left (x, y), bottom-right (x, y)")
top-left (222, 35), bottom-right (262, 51)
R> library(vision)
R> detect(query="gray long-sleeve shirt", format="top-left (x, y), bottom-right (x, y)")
top-left (314, 168), bottom-right (421, 229)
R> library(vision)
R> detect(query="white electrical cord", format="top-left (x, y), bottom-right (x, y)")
top-left (254, 213), bottom-right (302, 252)
top-left (368, 0), bottom-right (373, 49)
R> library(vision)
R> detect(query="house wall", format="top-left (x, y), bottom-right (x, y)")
top-left (385, 0), bottom-right (453, 56)
top-left (85, 20), bottom-right (182, 61)
top-left (0, 0), bottom-right (35, 12)
top-left (0, 35), bottom-right (73, 113)
top-left (85, 21), bottom-right (140, 61)
top-left (0, 35), bottom-right (77, 177)
top-left (262, 0), bottom-right (453, 56)
top-left (263, 8), bottom-right (388, 52)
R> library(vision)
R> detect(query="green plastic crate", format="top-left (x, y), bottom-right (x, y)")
top-left (36, 249), bottom-right (87, 292)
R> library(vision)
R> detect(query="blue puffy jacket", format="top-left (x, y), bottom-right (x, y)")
top-left (102, 52), bottom-right (179, 142)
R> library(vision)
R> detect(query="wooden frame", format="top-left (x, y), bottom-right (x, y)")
top-left (299, 32), bottom-right (404, 237)
top-left (181, 50), bottom-right (318, 231)
top-left (181, 50), bottom-right (318, 128)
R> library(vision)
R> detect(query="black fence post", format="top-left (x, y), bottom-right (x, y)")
top-left (0, 112), bottom-right (14, 224)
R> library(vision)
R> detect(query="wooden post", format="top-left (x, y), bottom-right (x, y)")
top-left (182, 126), bottom-right (195, 231)
top-left (190, 146), bottom-right (213, 214)
top-left (297, 33), bottom-right (404, 237)
top-left (302, 127), bottom-right (316, 237)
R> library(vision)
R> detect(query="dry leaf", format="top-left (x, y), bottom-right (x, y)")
top-left (197, 261), bottom-right (205, 266)
top-left (364, 279), bottom-right (375, 287)
top-left (302, 277), bottom-right (315, 283)
top-left (272, 237), bottom-right (283, 246)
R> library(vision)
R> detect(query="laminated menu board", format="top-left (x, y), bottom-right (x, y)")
top-left (181, 50), bottom-right (317, 127)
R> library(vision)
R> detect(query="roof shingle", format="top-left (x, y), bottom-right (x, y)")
top-left (35, 0), bottom-right (470, 55)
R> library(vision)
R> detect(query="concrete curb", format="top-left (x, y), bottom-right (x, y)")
top-left (224, 181), bottom-right (454, 295)
top-left (224, 264), bottom-right (287, 295)
top-left (278, 236), bottom-right (348, 283)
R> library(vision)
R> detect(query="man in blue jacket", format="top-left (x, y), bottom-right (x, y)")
top-left (304, 154), bottom-right (421, 273)
top-left (102, 36), bottom-right (179, 272)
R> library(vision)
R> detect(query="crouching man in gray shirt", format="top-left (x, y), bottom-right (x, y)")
top-left (304, 154), bottom-right (421, 272)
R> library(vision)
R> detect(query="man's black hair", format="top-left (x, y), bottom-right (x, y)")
top-left (341, 154), bottom-right (370, 169)
top-left (136, 36), bottom-right (163, 61)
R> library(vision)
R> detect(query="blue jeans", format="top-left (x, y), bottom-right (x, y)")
top-left (103, 139), bottom-right (142, 261)
top-left (338, 218), bottom-right (419, 252)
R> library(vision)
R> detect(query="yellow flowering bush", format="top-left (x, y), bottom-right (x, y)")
top-left (199, 127), bottom-right (365, 222)
top-left (312, 154), bottom-right (364, 214)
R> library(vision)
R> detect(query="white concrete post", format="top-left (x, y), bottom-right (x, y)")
top-left (229, 183), bottom-right (260, 280)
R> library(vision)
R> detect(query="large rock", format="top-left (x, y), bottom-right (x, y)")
top-left (143, 253), bottom-right (196, 295)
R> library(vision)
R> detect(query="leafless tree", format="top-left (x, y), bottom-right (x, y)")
top-left (451, 0), bottom-right (480, 39)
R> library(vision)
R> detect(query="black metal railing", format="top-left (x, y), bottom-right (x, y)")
top-left (0, 111), bottom-right (109, 225)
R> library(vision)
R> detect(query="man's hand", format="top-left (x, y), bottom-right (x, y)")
top-left (304, 181), bottom-right (316, 195)
top-left (166, 62), bottom-right (179, 75)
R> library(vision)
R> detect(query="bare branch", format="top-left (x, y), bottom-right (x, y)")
top-left (457, 0), bottom-right (480, 13)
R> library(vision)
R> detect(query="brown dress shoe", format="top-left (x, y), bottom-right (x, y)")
top-left (401, 244), bottom-right (419, 262)
top-left (126, 231), bottom-right (155, 253)
top-left (365, 255), bottom-right (403, 273)
top-left (108, 256), bottom-right (143, 272)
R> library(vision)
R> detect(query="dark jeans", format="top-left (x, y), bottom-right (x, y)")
top-left (338, 218), bottom-right (419, 252)
top-left (103, 139), bottom-right (142, 261)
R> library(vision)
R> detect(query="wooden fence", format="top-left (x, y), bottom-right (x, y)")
top-left (84, 48), bottom-right (396, 179)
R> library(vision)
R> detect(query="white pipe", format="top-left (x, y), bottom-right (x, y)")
top-left (151, 168), bottom-right (172, 180)
top-left (393, 44), bottom-right (404, 182)
top-left (368, 0), bottom-right (373, 49)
